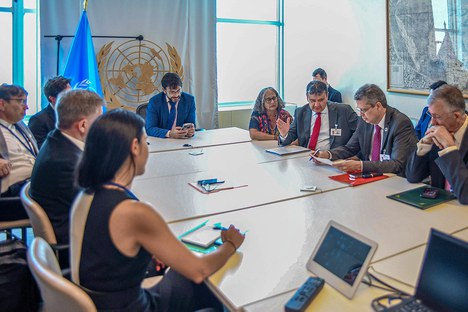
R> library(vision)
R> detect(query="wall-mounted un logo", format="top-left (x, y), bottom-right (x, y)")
top-left (97, 39), bottom-right (184, 110)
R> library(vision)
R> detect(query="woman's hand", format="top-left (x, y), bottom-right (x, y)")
top-left (221, 225), bottom-right (245, 252)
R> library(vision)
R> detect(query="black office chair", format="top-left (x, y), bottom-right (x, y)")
top-left (136, 103), bottom-right (148, 119)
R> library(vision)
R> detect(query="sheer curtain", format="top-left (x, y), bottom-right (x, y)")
top-left (40, 0), bottom-right (218, 129)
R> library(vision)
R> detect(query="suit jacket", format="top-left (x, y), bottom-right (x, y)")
top-left (0, 121), bottom-right (38, 192)
top-left (30, 129), bottom-right (82, 244)
top-left (281, 102), bottom-right (358, 148)
top-left (406, 127), bottom-right (468, 204)
top-left (328, 85), bottom-right (342, 103)
top-left (330, 106), bottom-right (417, 176)
top-left (414, 106), bottom-right (431, 140)
top-left (28, 104), bottom-right (56, 149)
top-left (145, 92), bottom-right (196, 138)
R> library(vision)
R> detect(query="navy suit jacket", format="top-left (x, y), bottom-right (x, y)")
top-left (328, 86), bottom-right (342, 103)
top-left (145, 92), bottom-right (196, 138)
top-left (30, 129), bottom-right (82, 244)
top-left (28, 104), bottom-right (56, 149)
top-left (406, 125), bottom-right (468, 204)
top-left (280, 102), bottom-right (358, 148)
top-left (330, 106), bottom-right (418, 176)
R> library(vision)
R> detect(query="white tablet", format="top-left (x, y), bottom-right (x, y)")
top-left (306, 220), bottom-right (378, 299)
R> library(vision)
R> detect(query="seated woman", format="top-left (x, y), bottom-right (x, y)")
top-left (249, 87), bottom-right (292, 140)
top-left (74, 109), bottom-right (245, 311)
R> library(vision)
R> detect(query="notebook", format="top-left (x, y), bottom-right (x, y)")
top-left (386, 186), bottom-right (456, 210)
top-left (384, 229), bottom-right (468, 312)
top-left (265, 145), bottom-right (310, 156)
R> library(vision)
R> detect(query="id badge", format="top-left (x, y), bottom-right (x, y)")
top-left (380, 154), bottom-right (390, 161)
top-left (330, 128), bottom-right (342, 136)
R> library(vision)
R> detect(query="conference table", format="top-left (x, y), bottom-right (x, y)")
top-left (146, 127), bottom-right (251, 153)
top-left (134, 127), bottom-right (467, 311)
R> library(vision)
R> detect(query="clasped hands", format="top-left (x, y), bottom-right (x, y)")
top-left (169, 124), bottom-right (195, 139)
top-left (421, 125), bottom-right (456, 150)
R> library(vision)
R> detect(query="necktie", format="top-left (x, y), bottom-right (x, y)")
top-left (308, 112), bottom-right (321, 150)
top-left (445, 179), bottom-right (452, 192)
top-left (167, 101), bottom-right (176, 129)
top-left (371, 125), bottom-right (381, 161)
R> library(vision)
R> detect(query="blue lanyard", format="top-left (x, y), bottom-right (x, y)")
top-left (0, 123), bottom-right (37, 157)
top-left (104, 182), bottom-right (139, 200)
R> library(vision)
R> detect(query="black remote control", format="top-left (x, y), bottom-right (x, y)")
top-left (284, 276), bottom-right (324, 312)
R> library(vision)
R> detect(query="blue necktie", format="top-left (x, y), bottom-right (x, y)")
top-left (167, 101), bottom-right (176, 129)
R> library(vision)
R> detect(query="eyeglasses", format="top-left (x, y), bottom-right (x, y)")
top-left (264, 96), bottom-right (277, 103)
top-left (356, 105), bottom-right (375, 115)
top-left (426, 110), bottom-right (455, 121)
top-left (7, 98), bottom-right (27, 105)
top-left (166, 88), bottom-right (182, 96)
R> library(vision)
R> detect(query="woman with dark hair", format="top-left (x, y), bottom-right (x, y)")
top-left (75, 109), bottom-right (245, 311)
top-left (248, 87), bottom-right (292, 140)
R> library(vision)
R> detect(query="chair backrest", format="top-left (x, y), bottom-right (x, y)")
top-left (20, 181), bottom-right (58, 244)
top-left (28, 237), bottom-right (96, 312)
top-left (136, 103), bottom-right (148, 119)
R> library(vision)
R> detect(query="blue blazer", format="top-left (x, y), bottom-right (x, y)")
top-left (414, 106), bottom-right (431, 140)
top-left (145, 92), bottom-right (196, 138)
top-left (328, 85), bottom-right (342, 103)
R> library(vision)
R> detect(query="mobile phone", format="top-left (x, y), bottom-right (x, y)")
top-left (183, 123), bottom-right (193, 129)
top-left (300, 185), bottom-right (317, 192)
top-left (420, 188), bottom-right (439, 199)
top-left (349, 173), bottom-right (362, 180)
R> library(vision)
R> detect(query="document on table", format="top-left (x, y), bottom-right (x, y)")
top-left (312, 156), bottom-right (344, 166)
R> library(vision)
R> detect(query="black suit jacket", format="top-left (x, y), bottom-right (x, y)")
top-left (28, 104), bottom-right (56, 149)
top-left (280, 102), bottom-right (358, 148)
top-left (328, 86), bottom-right (342, 103)
top-left (330, 106), bottom-right (417, 176)
top-left (406, 126), bottom-right (468, 204)
top-left (30, 129), bottom-right (82, 244)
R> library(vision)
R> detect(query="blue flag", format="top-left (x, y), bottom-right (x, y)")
top-left (62, 11), bottom-right (103, 96)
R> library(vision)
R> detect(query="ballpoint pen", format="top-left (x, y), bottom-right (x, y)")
top-left (309, 149), bottom-right (320, 161)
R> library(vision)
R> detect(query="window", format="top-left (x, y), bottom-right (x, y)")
top-left (216, 0), bottom-right (283, 107)
top-left (0, 0), bottom-right (39, 115)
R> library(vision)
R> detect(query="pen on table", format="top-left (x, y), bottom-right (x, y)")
top-left (309, 149), bottom-right (320, 161)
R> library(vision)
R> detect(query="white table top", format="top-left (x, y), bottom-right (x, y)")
top-left (146, 127), bottom-right (251, 153)
top-left (137, 140), bottom-right (311, 180)
top-left (133, 157), bottom-right (348, 223)
top-left (168, 177), bottom-right (467, 311)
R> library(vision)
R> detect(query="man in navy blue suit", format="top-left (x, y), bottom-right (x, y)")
top-left (146, 73), bottom-right (196, 138)
top-left (28, 76), bottom-right (71, 148)
top-left (312, 68), bottom-right (342, 103)
top-left (414, 80), bottom-right (447, 139)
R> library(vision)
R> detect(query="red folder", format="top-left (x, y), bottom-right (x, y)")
top-left (328, 173), bottom-right (389, 186)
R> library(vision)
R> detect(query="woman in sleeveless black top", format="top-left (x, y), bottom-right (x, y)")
top-left (75, 110), bottom-right (245, 311)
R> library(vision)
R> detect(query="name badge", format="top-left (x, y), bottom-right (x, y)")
top-left (380, 154), bottom-right (390, 161)
top-left (330, 128), bottom-right (342, 136)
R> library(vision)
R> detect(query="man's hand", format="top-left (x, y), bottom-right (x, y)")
top-left (0, 159), bottom-right (12, 177)
top-left (169, 127), bottom-right (189, 139)
top-left (184, 123), bottom-right (195, 137)
top-left (276, 117), bottom-right (291, 138)
top-left (332, 160), bottom-right (362, 173)
top-left (424, 125), bottom-right (456, 149)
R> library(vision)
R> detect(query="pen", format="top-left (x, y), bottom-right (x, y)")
top-left (309, 149), bottom-right (321, 161)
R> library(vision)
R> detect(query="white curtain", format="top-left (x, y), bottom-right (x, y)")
top-left (40, 0), bottom-right (218, 129)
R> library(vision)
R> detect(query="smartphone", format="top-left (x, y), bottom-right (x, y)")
top-left (420, 188), bottom-right (439, 199)
top-left (349, 173), bottom-right (362, 180)
top-left (300, 185), bottom-right (317, 192)
top-left (183, 123), bottom-right (194, 129)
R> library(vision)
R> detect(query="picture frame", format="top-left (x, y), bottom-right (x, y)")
top-left (386, 0), bottom-right (468, 98)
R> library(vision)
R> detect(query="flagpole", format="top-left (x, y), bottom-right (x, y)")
top-left (83, 0), bottom-right (88, 11)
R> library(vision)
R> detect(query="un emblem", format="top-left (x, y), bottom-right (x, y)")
top-left (97, 39), bottom-right (184, 110)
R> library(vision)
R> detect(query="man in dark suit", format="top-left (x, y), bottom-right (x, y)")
top-left (277, 80), bottom-right (357, 150)
top-left (312, 68), bottom-right (343, 103)
top-left (30, 89), bottom-right (103, 248)
top-left (314, 84), bottom-right (417, 176)
top-left (146, 72), bottom-right (196, 138)
top-left (406, 85), bottom-right (468, 204)
top-left (28, 76), bottom-right (71, 149)
top-left (0, 84), bottom-right (38, 221)
top-left (414, 80), bottom-right (447, 139)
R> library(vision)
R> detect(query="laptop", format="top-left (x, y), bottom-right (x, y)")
top-left (384, 229), bottom-right (468, 312)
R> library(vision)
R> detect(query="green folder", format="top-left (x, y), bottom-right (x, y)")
top-left (387, 186), bottom-right (456, 210)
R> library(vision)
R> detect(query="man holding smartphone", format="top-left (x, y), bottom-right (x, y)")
top-left (146, 73), bottom-right (196, 138)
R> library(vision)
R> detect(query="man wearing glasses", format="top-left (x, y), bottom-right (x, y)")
top-left (146, 73), bottom-right (196, 138)
top-left (0, 84), bottom-right (38, 219)
top-left (313, 84), bottom-right (417, 176)
top-left (406, 84), bottom-right (468, 204)
top-left (277, 80), bottom-right (357, 149)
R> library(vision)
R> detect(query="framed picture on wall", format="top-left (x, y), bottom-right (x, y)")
top-left (386, 0), bottom-right (468, 98)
